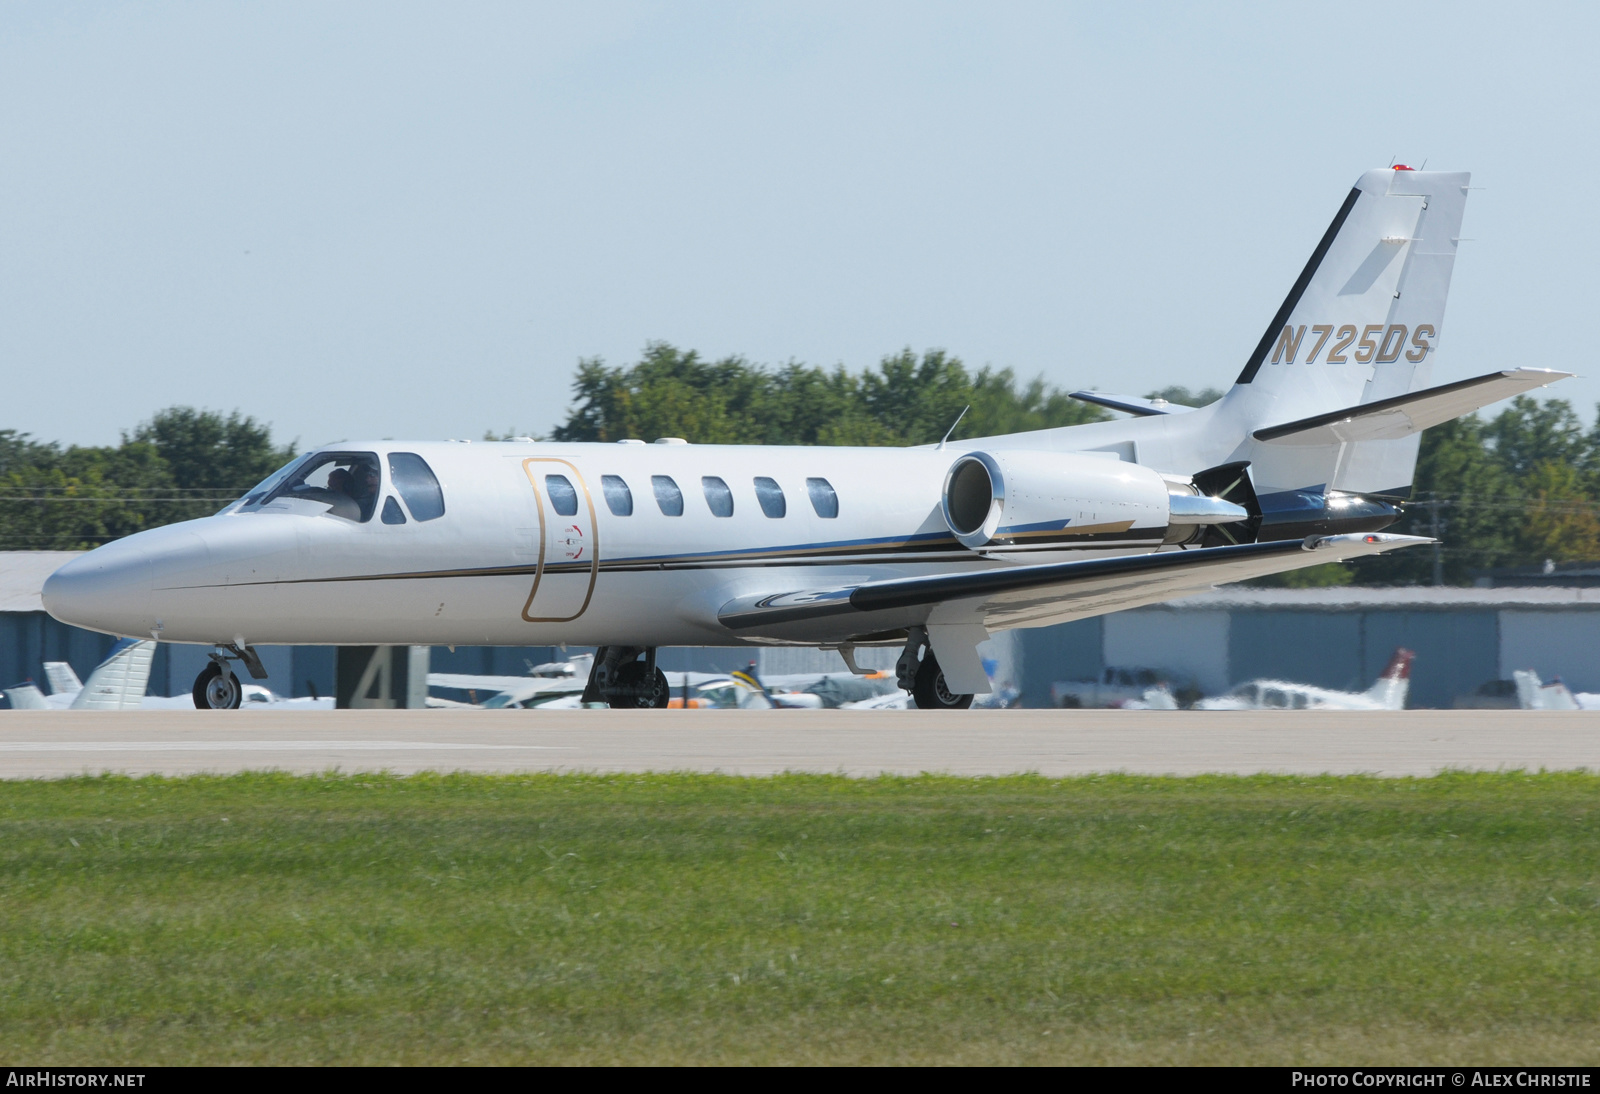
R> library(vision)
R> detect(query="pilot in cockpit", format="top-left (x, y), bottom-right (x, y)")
top-left (318, 465), bottom-right (363, 521)
top-left (346, 461), bottom-right (381, 521)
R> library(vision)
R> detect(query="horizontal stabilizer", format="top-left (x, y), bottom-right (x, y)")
top-left (1068, 391), bottom-right (1197, 417)
top-left (1253, 369), bottom-right (1571, 446)
top-left (719, 533), bottom-right (1431, 641)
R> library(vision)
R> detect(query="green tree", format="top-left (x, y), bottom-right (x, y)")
top-left (550, 343), bottom-right (1106, 446)
top-left (0, 409), bottom-right (294, 550)
top-left (1519, 460), bottom-right (1600, 564)
top-left (1483, 396), bottom-right (1588, 478)
top-left (128, 408), bottom-right (294, 501)
top-left (1349, 400), bottom-right (1600, 585)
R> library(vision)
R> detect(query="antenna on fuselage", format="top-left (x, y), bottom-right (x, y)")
top-left (936, 405), bottom-right (970, 450)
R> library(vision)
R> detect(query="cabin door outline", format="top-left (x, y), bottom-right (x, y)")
top-left (520, 457), bottom-right (600, 623)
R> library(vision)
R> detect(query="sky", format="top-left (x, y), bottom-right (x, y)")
top-left (2, 1), bottom-right (1597, 449)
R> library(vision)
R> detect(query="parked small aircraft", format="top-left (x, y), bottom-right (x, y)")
top-left (1510, 670), bottom-right (1600, 711)
top-left (42, 168), bottom-right (1568, 709)
top-left (1194, 648), bottom-right (1414, 711)
top-left (3, 639), bottom-right (155, 710)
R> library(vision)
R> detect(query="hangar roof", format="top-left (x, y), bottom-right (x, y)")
top-left (0, 552), bottom-right (81, 613)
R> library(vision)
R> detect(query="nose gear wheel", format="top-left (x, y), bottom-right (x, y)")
top-left (193, 662), bottom-right (242, 709)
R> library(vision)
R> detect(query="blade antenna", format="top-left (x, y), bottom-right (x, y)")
top-left (936, 405), bottom-right (970, 450)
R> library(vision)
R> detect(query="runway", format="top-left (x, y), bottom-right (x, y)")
top-left (1, 708), bottom-right (1597, 778)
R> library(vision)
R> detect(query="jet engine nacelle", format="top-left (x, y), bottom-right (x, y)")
top-left (941, 451), bottom-right (1255, 551)
top-left (941, 450), bottom-right (1171, 550)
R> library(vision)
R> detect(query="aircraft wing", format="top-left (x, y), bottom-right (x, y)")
top-left (1252, 368), bottom-right (1570, 446)
top-left (718, 533), bottom-right (1431, 644)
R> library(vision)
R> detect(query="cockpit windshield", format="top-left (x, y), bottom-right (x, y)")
top-left (257, 451), bottom-right (383, 522)
top-left (232, 454), bottom-right (313, 511)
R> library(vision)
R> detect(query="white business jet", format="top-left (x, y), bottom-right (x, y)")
top-left (42, 168), bottom-right (1569, 709)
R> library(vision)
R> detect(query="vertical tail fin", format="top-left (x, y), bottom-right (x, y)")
top-left (42, 661), bottom-right (83, 697)
top-left (1228, 168), bottom-right (1470, 494)
top-left (1364, 647), bottom-right (1414, 710)
top-left (69, 639), bottom-right (155, 711)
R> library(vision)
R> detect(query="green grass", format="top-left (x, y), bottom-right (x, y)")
top-left (1, 771), bottom-right (1597, 1064)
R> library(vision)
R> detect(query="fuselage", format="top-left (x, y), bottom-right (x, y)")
top-left (42, 437), bottom-right (1174, 649)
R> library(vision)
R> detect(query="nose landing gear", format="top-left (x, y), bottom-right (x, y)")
top-left (193, 662), bottom-right (242, 709)
top-left (191, 643), bottom-right (269, 710)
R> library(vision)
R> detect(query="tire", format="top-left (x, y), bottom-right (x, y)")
top-left (193, 662), bottom-right (242, 709)
top-left (608, 662), bottom-right (670, 709)
top-left (911, 653), bottom-right (973, 710)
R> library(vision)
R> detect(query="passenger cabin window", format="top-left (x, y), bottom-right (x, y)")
top-left (601, 475), bottom-right (633, 516)
top-left (262, 451), bottom-right (382, 523)
top-left (388, 452), bottom-right (446, 521)
top-left (806, 477), bottom-right (839, 518)
top-left (652, 475), bottom-right (684, 516)
top-left (754, 477), bottom-right (785, 518)
top-left (381, 497), bottom-right (406, 525)
top-left (545, 474), bottom-right (579, 516)
top-left (702, 476), bottom-right (734, 517)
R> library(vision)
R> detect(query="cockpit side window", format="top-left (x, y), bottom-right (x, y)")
top-left (262, 452), bottom-right (382, 522)
top-left (381, 497), bottom-right (407, 524)
top-left (389, 453), bottom-right (445, 521)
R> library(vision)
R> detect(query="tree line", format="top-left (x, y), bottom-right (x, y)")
top-left (3, 343), bottom-right (1598, 584)
top-left (0, 409), bottom-right (295, 550)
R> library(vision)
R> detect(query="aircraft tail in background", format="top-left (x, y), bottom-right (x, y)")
top-left (1363, 647), bottom-right (1415, 711)
top-left (68, 639), bottom-right (155, 711)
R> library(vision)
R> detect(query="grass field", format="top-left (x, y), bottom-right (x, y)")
top-left (1, 771), bottom-right (1597, 1065)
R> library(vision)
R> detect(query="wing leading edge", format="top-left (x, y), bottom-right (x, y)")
top-left (717, 533), bottom-right (1432, 644)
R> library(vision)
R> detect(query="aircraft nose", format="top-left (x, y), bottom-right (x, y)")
top-left (42, 538), bottom-right (155, 637)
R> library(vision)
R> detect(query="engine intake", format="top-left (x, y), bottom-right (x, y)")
top-left (940, 450), bottom-right (1170, 551)
top-left (941, 452), bottom-right (1264, 552)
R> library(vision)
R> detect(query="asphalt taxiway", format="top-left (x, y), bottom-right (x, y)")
top-left (0, 708), bottom-right (1596, 778)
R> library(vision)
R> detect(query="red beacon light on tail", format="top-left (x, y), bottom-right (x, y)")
top-left (1392, 164), bottom-right (1415, 171)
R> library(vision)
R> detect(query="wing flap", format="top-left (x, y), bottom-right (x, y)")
top-left (718, 533), bottom-right (1432, 642)
top-left (1252, 369), bottom-right (1570, 446)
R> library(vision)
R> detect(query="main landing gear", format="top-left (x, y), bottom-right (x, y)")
top-left (192, 643), bottom-right (268, 710)
top-left (583, 646), bottom-right (670, 709)
top-left (897, 626), bottom-right (974, 711)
